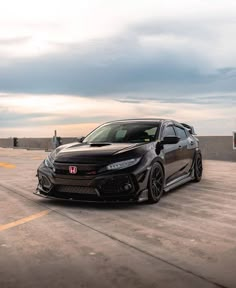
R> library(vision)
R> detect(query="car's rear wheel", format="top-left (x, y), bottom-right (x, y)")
top-left (147, 162), bottom-right (164, 204)
top-left (193, 152), bottom-right (203, 182)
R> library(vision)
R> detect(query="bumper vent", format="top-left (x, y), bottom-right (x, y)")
top-left (99, 175), bottom-right (135, 195)
top-left (55, 185), bottom-right (97, 195)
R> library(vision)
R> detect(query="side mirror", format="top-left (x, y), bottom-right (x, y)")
top-left (162, 136), bottom-right (180, 145)
top-left (78, 136), bottom-right (85, 143)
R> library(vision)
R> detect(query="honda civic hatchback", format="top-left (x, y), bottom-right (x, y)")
top-left (35, 119), bottom-right (203, 204)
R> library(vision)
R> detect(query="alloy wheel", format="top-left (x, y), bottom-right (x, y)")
top-left (194, 153), bottom-right (203, 182)
top-left (148, 162), bottom-right (164, 203)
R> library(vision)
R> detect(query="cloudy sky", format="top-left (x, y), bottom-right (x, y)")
top-left (0, 0), bottom-right (236, 137)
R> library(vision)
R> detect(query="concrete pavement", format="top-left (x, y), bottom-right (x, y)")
top-left (0, 148), bottom-right (236, 288)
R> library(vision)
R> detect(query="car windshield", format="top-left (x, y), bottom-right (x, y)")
top-left (84, 122), bottom-right (160, 143)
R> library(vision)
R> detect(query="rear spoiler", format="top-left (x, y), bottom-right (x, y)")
top-left (180, 123), bottom-right (197, 135)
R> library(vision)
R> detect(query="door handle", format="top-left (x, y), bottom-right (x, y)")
top-left (190, 141), bottom-right (194, 145)
top-left (178, 145), bottom-right (182, 150)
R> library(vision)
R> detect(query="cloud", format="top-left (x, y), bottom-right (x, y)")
top-left (0, 8), bottom-right (236, 137)
top-left (0, 17), bottom-right (236, 102)
top-left (115, 99), bottom-right (141, 104)
top-left (0, 108), bottom-right (54, 127)
top-left (0, 36), bottom-right (31, 45)
top-left (0, 93), bottom-right (235, 136)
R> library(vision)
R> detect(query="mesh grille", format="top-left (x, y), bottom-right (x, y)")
top-left (55, 185), bottom-right (97, 194)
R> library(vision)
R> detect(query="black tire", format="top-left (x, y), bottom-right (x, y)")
top-left (147, 162), bottom-right (165, 204)
top-left (193, 152), bottom-right (203, 182)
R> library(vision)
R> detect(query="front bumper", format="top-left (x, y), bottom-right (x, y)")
top-left (35, 162), bottom-right (150, 202)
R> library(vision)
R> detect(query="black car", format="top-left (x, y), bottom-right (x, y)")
top-left (35, 119), bottom-right (203, 204)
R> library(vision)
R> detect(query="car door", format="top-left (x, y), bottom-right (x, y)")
top-left (161, 124), bottom-right (180, 183)
top-left (174, 125), bottom-right (194, 177)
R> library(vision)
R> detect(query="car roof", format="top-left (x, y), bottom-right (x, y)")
top-left (104, 118), bottom-right (170, 124)
top-left (103, 119), bottom-right (189, 130)
top-left (99, 119), bottom-right (193, 134)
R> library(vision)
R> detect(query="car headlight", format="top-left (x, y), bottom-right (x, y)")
top-left (44, 151), bottom-right (56, 169)
top-left (106, 158), bottom-right (141, 171)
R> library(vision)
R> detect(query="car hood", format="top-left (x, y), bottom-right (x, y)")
top-left (54, 142), bottom-right (149, 163)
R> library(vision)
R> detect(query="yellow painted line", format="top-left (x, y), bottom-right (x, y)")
top-left (0, 210), bottom-right (51, 232)
top-left (0, 162), bottom-right (16, 169)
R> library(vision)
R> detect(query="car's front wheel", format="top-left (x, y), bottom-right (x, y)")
top-left (193, 152), bottom-right (203, 182)
top-left (147, 162), bottom-right (164, 204)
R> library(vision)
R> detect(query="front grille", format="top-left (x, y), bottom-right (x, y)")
top-left (51, 191), bottom-right (135, 202)
top-left (52, 191), bottom-right (101, 201)
top-left (54, 161), bottom-right (107, 176)
top-left (55, 169), bottom-right (97, 176)
top-left (55, 185), bottom-right (97, 195)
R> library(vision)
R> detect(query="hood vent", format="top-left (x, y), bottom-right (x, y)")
top-left (89, 143), bottom-right (111, 147)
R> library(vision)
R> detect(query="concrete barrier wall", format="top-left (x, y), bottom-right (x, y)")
top-left (0, 138), bottom-right (14, 148)
top-left (61, 137), bottom-right (78, 145)
top-left (17, 138), bottom-right (52, 150)
top-left (0, 136), bottom-right (236, 161)
top-left (198, 136), bottom-right (236, 162)
top-left (0, 137), bottom-right (79, 150)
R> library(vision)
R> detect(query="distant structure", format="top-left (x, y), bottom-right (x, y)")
top-left (52, 130), bottom-right (61, 149)
top-left (233, 131), bottom-right (236, 150)
top-left (13, 137), bottom-right (18, 148)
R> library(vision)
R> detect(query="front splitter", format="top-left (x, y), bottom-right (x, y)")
top-left (34, 188), bottom-right (148, 203)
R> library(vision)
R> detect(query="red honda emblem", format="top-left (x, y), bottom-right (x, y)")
top-left (69, 166), bottom-right (77, 174)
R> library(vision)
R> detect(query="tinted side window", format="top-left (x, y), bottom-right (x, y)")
top-left (163, 126), bottom-right (176, 137)
top-left (115, 129), bottom-right (127, 141)
top-left (175, 126), bottom-right (187, 140)
top-left (145, 127), bottom-right (158, 140)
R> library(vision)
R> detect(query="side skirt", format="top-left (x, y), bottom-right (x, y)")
top-left (164, 174), bottom-right (194, 193)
